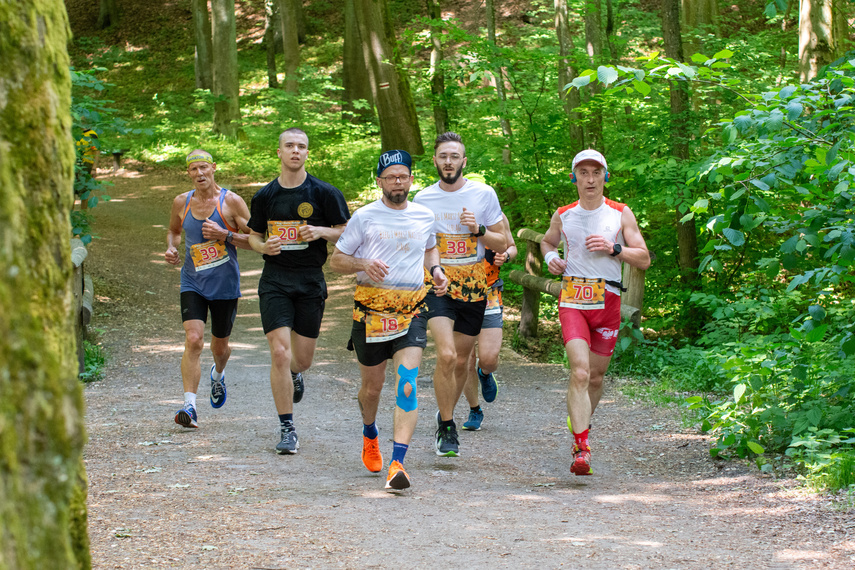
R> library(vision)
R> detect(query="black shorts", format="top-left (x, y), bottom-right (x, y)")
top-left (423, 292), bottom-right (487, 337)
top-left (180, 291), bottom-right (238, 338)
top-left (348, 313), bottom-right (428, 367)
top-left (258, 265), bottom-right (327, 337)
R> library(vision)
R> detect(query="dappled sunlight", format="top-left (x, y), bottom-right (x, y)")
top-left (507, 494), bottom-right (556, 502)
top-left (187, 455), bottom-right (233, 463)
top-left (236, 313), bottom-right (260, 319)
top-left (594, 493), bottom-right (672, 504)
top-left (240, 268), bottom-right (263, 277)
top-left (134, 341), bottom-right (260, 354)
top-left (358, 489), bottom-right (396, 499)
top-left (776, 549), bottom-right (835, 562)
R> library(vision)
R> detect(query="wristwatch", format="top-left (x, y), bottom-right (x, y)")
top-left (226, 230), bottom-right (234, 244)
top-left (610, 243), bottom-right (622, 257)
top-left (472, 225), bottom-right (486, 238)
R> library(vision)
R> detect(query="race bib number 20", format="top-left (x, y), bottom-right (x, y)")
top-left (559, 276), bottom-right (605, 310)
top-left (268, 220), bottom-right (308, 250)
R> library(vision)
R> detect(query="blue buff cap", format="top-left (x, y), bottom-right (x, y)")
top-left (377, 149), bottom-right (412, 177)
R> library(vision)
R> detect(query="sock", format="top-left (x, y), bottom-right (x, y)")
top-left (363, 422), bottom-right (378, 440)
top-left (278, 413), bottom-right (294, 431)
top-left (574, 428), bottom-right (590, 446)
top-left (470, 405), bottom-right (482, 413)
top-left (392, 442), bottom-right (408, 464)
top-left (212, 366), bottom-right (224, 382)
top-left (439, 418), bottom-right (456, 429)
top-left (184, 392), bottom-right (197, 408)
top-left (478, 367), bottom-right (487, 376)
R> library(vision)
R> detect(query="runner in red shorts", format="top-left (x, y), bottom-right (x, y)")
top-left (541, 149), bottom-right (650, 476)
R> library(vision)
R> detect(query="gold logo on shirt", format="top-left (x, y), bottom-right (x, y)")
top-left (298, 202), bottom-right (313, 218)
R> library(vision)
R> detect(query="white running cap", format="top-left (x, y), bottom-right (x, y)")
top-left (572, 149), bottom-right (608, 171)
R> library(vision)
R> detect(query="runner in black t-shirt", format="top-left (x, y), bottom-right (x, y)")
top-left (248, 128), bottom-right (350, 455)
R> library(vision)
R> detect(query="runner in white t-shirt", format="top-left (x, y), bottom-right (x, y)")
top-left (412, 132), bottom-right (507, 457)
top-left (331, 150), bottom-right (448, 491)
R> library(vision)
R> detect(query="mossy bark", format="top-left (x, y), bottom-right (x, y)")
top-left (0, 1), bottom-right (89, 568)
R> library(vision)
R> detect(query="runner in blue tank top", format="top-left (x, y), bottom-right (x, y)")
top-left (165, 150), bottom-right (252, 428)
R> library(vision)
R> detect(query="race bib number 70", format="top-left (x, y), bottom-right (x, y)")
top-left (559, 276), bottom-right (605, 310)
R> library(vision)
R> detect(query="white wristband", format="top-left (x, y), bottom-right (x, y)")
top-left (544, 251), bottom-right (560, 265)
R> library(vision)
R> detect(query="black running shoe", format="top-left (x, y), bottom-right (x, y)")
top-left (276, 428), bottom-right (299, 455)
top-left (292, 371), bottom-right (304, 403)
top-left (435, 411), bottom-right (460, 457)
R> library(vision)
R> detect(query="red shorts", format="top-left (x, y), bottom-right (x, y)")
top-left (558, 292), bottom-right (621, 356)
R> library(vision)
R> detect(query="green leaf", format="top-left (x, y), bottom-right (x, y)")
top-left (841, 335), bottom-right (855, 356)
top-left (805, 323), bottom-right (827, 342)
top-left (571, 75), bottom-right (592, 88)
top-left (713, 49), bottom-right (734, 59)
top-left (787, 274), bottom-right (809, 292)
top-left (690, 53), bottom-right (710, 64)
top-left (786, 101), bottom-right (803, 120)
top-left (778, 85), bottom-right (797, 99)
top-left (806, 408), bottom-right (823, 426)
top-left (733, 383), bottom-right (747, 403)
top-left (597, 66), bottom-right (619, 85)
top-left (781, 236), bottom-right (799, 253)
top-left (723, 124), bottom-right (737, 144)
top-left (767, 109), bottom-right (784, 131)
top-left (750, 179), bottom-right (770, 191)
top-left (632, 79), bottom-right (651, 96)
top-left (722, 228), bottom-right (745, 247)
top-left (808, 304), bottom-right (827, 321)
top-left (747, 441), bottom-right (765, 454)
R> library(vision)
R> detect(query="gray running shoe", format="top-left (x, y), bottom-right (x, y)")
top-left (435, 411), bottom-right (459, 457)
top-left (292, 371), bottom-right (304, 403)
top-left (275, 428), bottom-right (299, 455)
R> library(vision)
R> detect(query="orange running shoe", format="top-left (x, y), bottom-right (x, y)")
top-left (385, 460), bottom-right (411, 490)
top-left (362, 436), bottom-right (383, 473)
top-left (571, 442), bottom-right (592, 476)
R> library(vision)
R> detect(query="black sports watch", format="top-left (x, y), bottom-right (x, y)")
top-left (472, 225), bottom-right (486, 238)
top-left (610, 243), bottom-right (622, 257)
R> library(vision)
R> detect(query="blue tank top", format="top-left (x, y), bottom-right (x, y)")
top-left (180, 188), bottom-right (241, 300)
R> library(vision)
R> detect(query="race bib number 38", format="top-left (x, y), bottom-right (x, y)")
top-left (268, 220), bottom-right (308, 250)
top-left (438, 233), bottom-right (477, 265)
top-left (365, 311), bottom-right (412, 343)
top-left (190, 240), bottom-right (229, 271)
top-left (559, 276), bottom-right (605, 310)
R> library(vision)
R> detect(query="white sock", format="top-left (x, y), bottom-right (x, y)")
top-left (211, 366), bottom-right (224, 382)
top-left (184, 392), bottom-right (197, 408)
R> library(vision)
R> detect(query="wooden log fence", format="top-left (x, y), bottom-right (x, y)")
top-left (508, 228), bottom-right (649, 340)
top-left (71, 238), bottom-right (92, 373)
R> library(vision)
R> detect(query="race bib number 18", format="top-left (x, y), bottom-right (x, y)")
top-left (190, 240), bottom-right (229, 271)
top-left (438, 233), bottom-right (477, 265)
top-left (559, 276), bottom-right (605, 310)
top-left (268, 220), bottom-right (308, 250)
top-left (365, 311), bottom-right (412, 344)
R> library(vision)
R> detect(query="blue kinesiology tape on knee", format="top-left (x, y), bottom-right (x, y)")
top-left (396, 364), bottom-right (418, 412)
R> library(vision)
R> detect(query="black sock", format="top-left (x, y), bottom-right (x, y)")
top-left (278, 413), bottom-right (294, 431)
top-left (439, 418), bottom-right (456, 429)
top-left (470, 406), bottom-right (482, 413)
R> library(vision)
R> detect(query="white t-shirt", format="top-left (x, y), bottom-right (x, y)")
top-left (413, 178), bottom-right (504, 301)
top-left (558, 198), bottom-right (625, 295)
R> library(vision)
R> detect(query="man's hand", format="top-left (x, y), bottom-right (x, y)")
top-left (460, 207), bottom-right (478, 234)
top-left (361, 259), bottom-right (389, 282)
top-left (165, 246), bottom-right (180, 265)
top-left (494, 251), bottom-right (509, 266)
top-left (432, 268), bottom-right (449, 297)
top-left (547, 255), bottom-right (566, 275)
top-left (585, 234), bottom-right (615, 255)
top-left (298, 225), bottom-right (324, 242)
top-left (261, 236), bottom-right (283, 255)
top-left (202, 218), bottom-right (227, 241)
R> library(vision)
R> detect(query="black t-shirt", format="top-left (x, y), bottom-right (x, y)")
top-left (248, 173), bottom-right (350, 270)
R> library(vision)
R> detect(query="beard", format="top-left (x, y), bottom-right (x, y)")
top-left (437, 163), bottom-right (463, 185)
top-left (383, 188), bottom-right (408, 204)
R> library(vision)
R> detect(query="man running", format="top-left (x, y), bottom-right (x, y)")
top-left (541, 149), bottom-right (650, 475)
top-left (413, 132), bottom-right (506, 457)
top-left (331, 150), bottom-right (448, 490)
top-left (461, 213), bottom-right (516, 431)
top-left (247, 128), bottom-right (350, 455)
top-left (165, 149), bottom-right (252, 428)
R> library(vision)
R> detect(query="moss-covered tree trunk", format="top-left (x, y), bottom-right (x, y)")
top-left (343, 0), bottom-right (374, 122)
top-left (192, 0), bottom-right (213, 90)
top-left (277, 0), bottom-right (301, 93)
top-left (211, 0), bottom-right (241, 137)
top-left (0, 1), bottom-right (89, 568)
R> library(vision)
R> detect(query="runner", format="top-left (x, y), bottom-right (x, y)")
top-left (541, 149), bottom-right (650, 475)
top-left (461, 214), bottom-right (516, 431)
top-left (413, 132), bottom-right (506, 457)
top-left (247, 128), bottom-right (350, 455)
top-left (331, 150), bottom-right (448, 490)
top-left (165, 149), bottom-right (252, 428)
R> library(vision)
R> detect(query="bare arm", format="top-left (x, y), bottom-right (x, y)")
top-left (493, 214), bottom-right (518, 266)
top-left (616, 206), bottom-right (651, 269)
top-left (199, 191), bottom-right (253, 251)
top-left (424, 246), bottom-right (448, 296)
top-left (330, 247), bottom-right (389, 282)
top-left (541, 210), bottom-right (567, 275)
top-left (299, 223), bottom-right (347, 243)
top-left (164, 193), bottom-right (186, 265)
top-left (248, 229), bottom-right (283, 256)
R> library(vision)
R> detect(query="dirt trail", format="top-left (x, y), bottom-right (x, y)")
top-left (84, 168), bottom-right (854, 569)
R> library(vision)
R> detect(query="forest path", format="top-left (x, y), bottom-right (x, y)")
top-left (83, 167), bottom-right (853, 569)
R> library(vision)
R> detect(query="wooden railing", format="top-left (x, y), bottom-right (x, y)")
top-left (71, 238), bottom-right (93, 373)
top-left (507, 228), bottom-right (649, 339)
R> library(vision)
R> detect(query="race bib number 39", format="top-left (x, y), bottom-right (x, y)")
top-left (438, 233), bottom-right (477, 265)
top-left (268, 220), bottom-right (308, 250)
top-left (365, 311), bottom-right (412, 344)
top-left (190, 240), bottom-right (229, 271)
top-left (559, 276), bottom-right (605, 310)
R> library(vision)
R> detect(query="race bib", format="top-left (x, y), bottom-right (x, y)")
top-left (559, 276), bottom-right (605, 310)
top-left (484, 287), bottom-right (502, 315)
top-left (438, 232), bottom-right (478, 266)
top-left (268, 220), bottom-right (308, 250)
top-left (365, 310), bottom-right (412, 344)
top-left (190, 240), bottom-right (229, 271)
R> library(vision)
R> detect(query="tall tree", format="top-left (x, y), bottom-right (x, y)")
top-left (353, 0), bottom-right (424, 154)
top-left (555, 0), bottom-right (584, 153)
top-left (97, 0), bottom-right (118, 28)
top-left (681, 0), bottom-right (718, 58)
top-left (343, 0), bottom-right (374, 121)
top-left (583, 0), bottom-right (604, 149)
top-left (486, 0), bottom-right (513, 164)
top-left (264, 0), bottom-right (279, 89)
top-left (427, 0), bottom-right (449, 135)
top-left (211, 0), bottom-right (241, 136)
top-left (278, 0), bottom-right (301, 92)
top-left (192, 0), bottom-right (214, 90)
top-left (662, 0), bottom-right (699, 286)
top-left (1, 1), bottom-right (89, 567)
top-left (798, 0), bottom-right (848, 81)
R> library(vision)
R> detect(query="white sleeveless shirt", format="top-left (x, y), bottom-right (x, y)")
top-left (558, 198), bottom-right (625, 295)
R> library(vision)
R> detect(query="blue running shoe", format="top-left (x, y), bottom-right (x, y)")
top-left (174, 403), bottom-right (198, 428)
top-left (210, 364), bottom-right (227, 408)
top-left (477, 367), bottom-right (498, 403)
top-left (462, 408), bottom-right (484, 431)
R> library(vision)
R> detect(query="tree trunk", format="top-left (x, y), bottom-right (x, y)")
top-left (192, 0), bottom-right (214, 90)
top-left (353, 0), bottom-right (424, 154)
top-left (343, 0), bottom-right (375, 121)
top-left (486, 0), bottom-right (513, 164)
top-left (295, 0), bottom-right (306, 44)
top-left (264, 0), bottom-right (279, 88)
top-left (605, 0), bottom-right (617, 60)
top-left (427, 0), bottom-right (449, 135)
top-left (798, 0), bottom-right (845, 81)
top-left (0, 1), bottom-right (89, 567)
top-left (681, 0), bottom-right (718, 58)
top-left (211, 0), bottom-right (241, 137)
top-left (278, 0), bottom-right (300, 92)
top-left (97, 0), bottom-right (118, 28)
top-left (584, 0), bottom-right (604, 150)
top-left (555, 0), bottom-right (584, 153)
top-left (663, 0), bottom-right (699, 286)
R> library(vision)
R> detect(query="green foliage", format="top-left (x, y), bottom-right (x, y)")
top-left (79, 340), bottom-right (106, 383)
